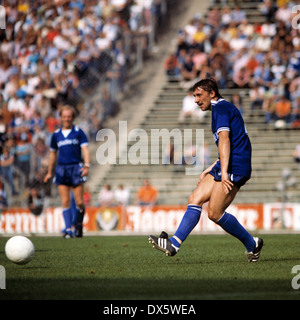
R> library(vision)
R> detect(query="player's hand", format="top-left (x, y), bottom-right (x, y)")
top-left (44, 173), bottom-right (52, 183)
top-left (221, 172), bottom-right (234, 194)
top-left (80, 166), bottom-right (89, 177)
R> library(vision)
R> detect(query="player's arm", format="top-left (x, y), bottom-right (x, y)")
top-left (44, 150), bottom-right (57, 183)
top-left (218, 130), bottom-right (233, 194)
top-left (81, 145), bottom-right (90, 177)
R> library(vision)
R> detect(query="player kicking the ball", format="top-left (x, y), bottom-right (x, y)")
top-left (149, 79), bottom-right (263, 262)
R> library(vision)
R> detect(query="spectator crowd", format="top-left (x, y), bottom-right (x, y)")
top-left (164, 0), bottom-right (300, 128)
top-left (0, 0), bottom-right (172, 208)
top-left (1, 0), bottom-right (300, 210)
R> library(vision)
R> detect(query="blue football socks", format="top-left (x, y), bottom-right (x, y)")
top-left (70, 193), bottom-right (78, 226)
top-left (170, 204), bottom-right (202, 248)
top-left (168, 206), bottom-right (255, 253)
top-left (62, 207), bottom-right (72, 232)
top-left (217, 212), bottom-right (256, 252)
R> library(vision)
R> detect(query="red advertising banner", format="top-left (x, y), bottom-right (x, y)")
top-left (0, 207), bottom-right (125, 234)
top-left (123, 203), bottom-right (264, 233)
top-left (263, 203), bottom-right (300, 230)
top-left (0, 203), bottom-right (299, 234)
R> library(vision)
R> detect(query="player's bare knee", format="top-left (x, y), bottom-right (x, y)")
top-left (188, 194), bottom-right (204, 207)
top-left (188, 194), bottom-right (195, 205)
top-left (207, 207), bottom-right (220, 223)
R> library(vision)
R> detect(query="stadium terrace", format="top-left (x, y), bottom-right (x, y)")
top-left (95, 121), bottom-right (204, 175)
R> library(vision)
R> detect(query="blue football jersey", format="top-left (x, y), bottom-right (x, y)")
top-left (50, 125), bottom-right (89, 165)
top-left (211, 99), bottom-right (252, 178)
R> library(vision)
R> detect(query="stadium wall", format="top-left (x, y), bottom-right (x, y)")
top-left (0, 203), bottom-right (300, 234)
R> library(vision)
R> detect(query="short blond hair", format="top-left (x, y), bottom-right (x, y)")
top-left (59, 105), bottom-right (77, 119)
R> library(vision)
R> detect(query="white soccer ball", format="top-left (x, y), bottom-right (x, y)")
top-left (5, 236), bottom-right (35, 265)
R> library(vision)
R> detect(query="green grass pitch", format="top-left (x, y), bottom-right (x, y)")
top-left (0, 234), bottom-right (300, 300)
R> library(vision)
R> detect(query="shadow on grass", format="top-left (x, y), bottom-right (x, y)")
top-left (1, 277), bottom-right (298, 300)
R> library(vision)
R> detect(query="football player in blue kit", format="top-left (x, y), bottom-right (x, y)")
top-left (149, 79), bottom-right (264, 262)
top-left (44, 105), bottom-right (90, 238)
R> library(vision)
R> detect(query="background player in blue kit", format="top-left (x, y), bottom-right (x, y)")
top-left (44, 105), bottom-right (90, 238)
top-left (149, 79), bottom-right (264, 262)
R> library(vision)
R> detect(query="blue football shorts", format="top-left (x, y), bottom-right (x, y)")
top-left (208, 163), bottom-right (250, 188)
top-left (54, 163), bottom-right (86, 186)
